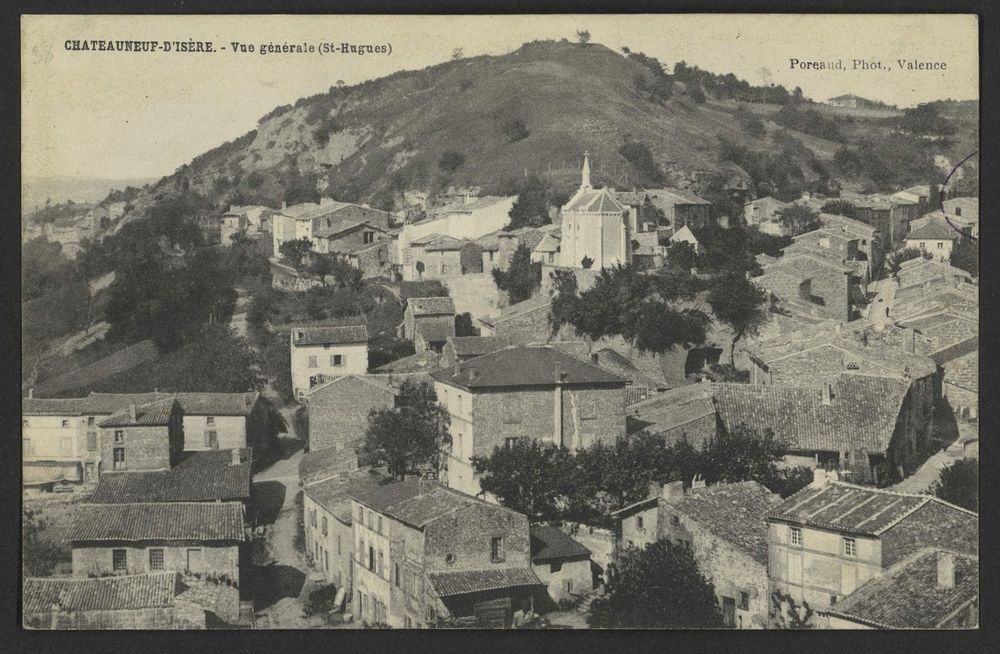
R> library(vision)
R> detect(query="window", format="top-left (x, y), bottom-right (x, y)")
top-left (367, 513), bottom-right (373, 530)
top-left (368, 545), bottom-right (375, 571)
top-left (377, 516), bottom-right (383, 534)
top-left (206, 416), bottom-right (215, 426)
top-left (377, 550), bottom-right (384, 576)
top-left (112, 549), bottom-right (127, 572)
top-left (22, 419), bottom-right (28, 428)
top-left (738, 591), bottom-right (750, 611)
top-left (337, 570), bottom-right (342, 587)
top-left (843, 537), bottom-right (857, 557)
top-left (671, 515), bottom-right (680, 525)
top-left (149, 548), bottom-right (164, 571)
top-left (937, 242), bottom-right (944, 249)
top-left (204, 431), bottom-right (218, 449)
top-left (830, 594), bottom-right (838, 605)
top-left (636, 516), bottom-right (644, 530)
top-left (113, 447), bottom-right (126, 470)
top-left (955, 207), bottom-right (962, 217)
top-left (61, 419), bottom-right (70, 428)
top-left (490, 537), bottom-right (504, 563)
top-left (790, 527), bottom-right (803, 546)
top-left (308, 356), bottom-right (318, 368)
top-left (322, 517), bottom-right (328, 536)
top-left (325, 551), bottom-right (329, 572)
top-left (60, 437), bottom-right (73, 456)
top-left (919, 241), bottom-right (926, 249)
top-left (550, 561), bottom-right (562, 573)
top-left (504, 437), bottom-right (519, 448)
top-left (88, 416), bottom-right (95, 427)
top-left (359, 506), bottom-right (364, 523)
top-left (114, 430), bottom-right (125, 444)
top-left (405, 616), bottom-right (413, 629)
top-left (445, 553), bottom-right (456, 565)
top-left (337, 535), bottom-right (342, 555)
top-left (394, 563), bottom-right (400, 587)
top-left (440, 263), bottom-right (448, 274)
top-left (331, 354), bottom-right (344, 367)
top-left (563, 579), bottom-right (573, 594)
top-left (87, 431), bottom-right (98, 451)
top-left (23, 438), bottom-right (33, 455)
top-left (457, 395), bottom-right (463, 414)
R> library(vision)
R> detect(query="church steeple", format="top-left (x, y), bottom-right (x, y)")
top-left (581, 151), bottom-right (591, 190)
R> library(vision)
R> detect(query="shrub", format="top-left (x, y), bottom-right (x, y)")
top-left (619, 141), bottom-right (666, 186)
top-left (502, 118), bottom-right (530, 142)
top-left (438, 151), bottom-right (466, 174)
top-left (304, 584), bottom-right (342, 617)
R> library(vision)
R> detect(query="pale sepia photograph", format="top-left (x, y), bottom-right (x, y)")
top-left (20, 13), bottom-right (979, 631)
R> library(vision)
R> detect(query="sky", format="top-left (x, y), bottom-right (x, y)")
top-left (22, 14), bottom-right (978, 181)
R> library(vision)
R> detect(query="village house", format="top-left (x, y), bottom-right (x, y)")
top-left (560, 153), bottom-right (632, 270)
top-left (626, 382), bottom-right (717, 447)
top-left (401, 234), bottom-right (483, 281)
top-left (644, 188), bottom-right (714, 231)
top-left (440, 336), bottom-right (510, 369)
top-left (430, 345), bottom-right (627, 496)
top-left (289, 322), bottom-right (369, 398)
top-left (270, 197), bottom-right (339, 255)
top-left (349, 478), bottom-right (541, 628)
top-left (268, 258), bottom-right (323, 292)
top-left (668, 225), bottom-right (703, 255)
top-left (613, 480), bottom-right (781, 629)
top-left (529, 525), bottom-right (593, 607)
top-left (904, 220), bottom-right (960, 262)
top-left (219, 205), bottom-right (275, 245)
top-left (743, 196), bottom-right (791, 235)
top-left (22, 397), bottom-right (94, 488)
top-left (97, 399), bottom-right (184, 475)
top-left (477, 226), bottom-right (560, 272)
top-left (817, 212), bottom-right (881, 272)
top-left (67, 502), bottom-right (248, 607)
top-left (767, 479), bottom-right (978, 625)
top-left (81, 391), bottom-right (275, 470)
top-left (714, 373), bottom-right (919, 485)
top-left (401, 296), bottom-right (457, 353)
top-left (301, 375), bottom-right (397, 455)
top-left (755, 252), bottom-right (856, 323)
top-left (22, 572), bottom-right (208, 630)
top-left (477, 296), bottom-right (557, 344)
top-left (825, 549), bottom-right (978, 629)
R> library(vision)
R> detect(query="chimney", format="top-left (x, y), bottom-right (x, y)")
top-left (661, 480), bottom-right (684, 502)
top-left (810, 468), bottom-right (832, 487)
top-left (821, 382), bottom-right (833, 405)
top-left (902, 328), bottom-right (915, 354)
top-left (281, 201), bottom-right (288, 210)
top-left (229, 205), bottom-right (235, 213)
top-left (690, 474), bottom-right (706, 490)
top-left (231, 449), bottom-right (244, 466)
top-left (454, 360), bottom-right (460, 376)
top-left (28, 387), bottom-right (33, 399)
top-left (554, 362), bottom-right (563, 384)
top-left (937, 552), bottom-right (956, 589)
top-left (129, 404), bottom-right (137, 422)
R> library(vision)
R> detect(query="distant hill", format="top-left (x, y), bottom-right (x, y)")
top-left (22, 176), bottom-right (159, 214)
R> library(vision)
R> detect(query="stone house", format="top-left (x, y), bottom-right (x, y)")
top-left (342, 236), bottom-right (398, 279)
top-left (311, 218), bottom-right (390, 258)
top-left (22, 397), bottom-right (94, 488)
top-left (644, 188), bottom-right (713, 231)
top-left (529, 525), bottom-right (593, 607)
top-left (401, 296), bottom-right (456, 353)
top-left (825, 549), bottom-right (978, 629)
top-left (290, 322), bottom-right (369, 398)
top-left (744, 197), bottom-right (791, 235)
top-left (430, 345), bottom-right (627, 496)
top-left (755, 253), bottom-right (855, 323)
top-left (22, 572), bottom-right (208, 630)
top-left (613, 481), bottom-right (781, 629)
top-left (817, 213), bottom-right (881, 273)
top-left (767, 480), bottom-right (978, 626)
top-left (97, 399), bottom-right (184, 475)
top-left (402, 234), bottom-right (483, 281)
top-left (625, 383), bottom-right (717, 448)
top-left (68, 501), bottom-right (247, 584)
top-left (271, 197), bottom-right (347, 256)
top-left (668, 225), bottom-right (703, 255)
top-left (904, 220), bottom-right (960, 262)
top-left (349, 478), bottom-right (541, 628)
top-left (302, 375), bottom-right (397, 455)
top-left (440, 336), bottom-right (510, 369)
top-left (713, 373), bottom-right (917, 486)
top-left (559, 154), bottom-right (632, 270)
top-left (477, 296), bottom-right (573, 345)
top-left (220, 205), bottom-right (274, 245)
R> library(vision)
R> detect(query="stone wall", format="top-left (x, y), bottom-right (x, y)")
top-left (29, 604), bottom-right (206, 630)
top-left (305, 378), bottom-right (394, 453)
top-left (532, 557), bottom-right (592, 606)
top-left (443, 273), bottom-right (507, 324)
top-left (72, 543), bottom-right (241, 583)
top-left (99, 423), bottom-right (177, 473)
top-left (557, 522), bottom-right (618, 580)
top-left (423, 503), bottom-right (531, 573)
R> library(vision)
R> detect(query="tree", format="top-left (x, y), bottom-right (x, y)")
top-left (438, 151), bottom-right (465, 174)
top-left (549, 268), bottom-right (580, 332)
top-left (576, 30), bottom-right (591, 44)
top-left (950, 237), bottom-right (979, 276)
top-left (820, 199), bottom-right (858, 219)
top-left (764, 466), bottom-right (815, 499)
top-left (362, 381), bottom-right (450, 479)
top-left (506, 175), bottom-right (549, 229)
top-left (770, 590), bottom-right (816, 629)
top-left (581, 255), bottom-right (594, 269)
top-left (589, 540), bottom-right (724, 628)
top-left (471, 440), bottom-right (573, 518)
top-left (492, 244), bottom-right (541, 304)
top-left (502, 118), bottom-right (530, 143)
top-left (688, 84), bottom-right (707, 103)
top-left (707, 272), bottom-right (769, 365)
top-left (898, 103), bottom-right (956, 136)
top-left (931, 459), bottom-right (977, 512)
top-left (775, 204), bottom-right (821, 237)
top-left (22, 507), bottom-right (70, 577)
top-left (455, 312), bottom-right (478, 337)
top-left (666, 241), bottom-right (698, 271)
top-left (886, 247), bottom-right (931, 277)
top-left (700, 423), bottom-right (788, 486)
top-left (619, 141), bottom-right (666, 186)
top-left (279, 237), bottom-right (314, 268)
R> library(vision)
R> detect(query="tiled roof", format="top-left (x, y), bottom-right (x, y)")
top-left (349, 477), bottom-right (424, 513)
top-left (564, 187), bottom-right (626, 213)
top-left (23, 573), bottom-right (179, 615)
top-left (436, 195), bottom-right (514, 215)
top-left (645, 188), bottom-right (712, 207)
top-left (592, 349), bottom-right (665, 388)
top-left (826, 549), bottom-right (978, 628)
top-left (98, 398), bottom-right (178, 428)
top-left (22, 397), bottom-right (88, 416)
top-left (372, 350), bottom-right (443, 374)
top-left (384, 486), bottom-right (480, 528)
top-left (906, 221), bottom-right (959, 241)
top-left (430, 346), bottom-right (626, 390)
top-left (303, 374), bottom-right (397, 400)
top-left (671, 482), bottom-right (779, 565)
top-left (712, 374), bottom-right (910, 454)
top-left (628, 383), bottom-right (716, 442)
top-left (427, 568), bottom-right (542, 598)
top-left (479, 295), bottom-right (551, 328)
top-left (416, 321), bottom-right (456, 345)
top-left (767, 481), bottom-right (976, 535)
top-left (446, 336), bottom-right (510, 357)
top-left (752, 334), bottom-right (938, 381)
top-left (67, 502), bottom-right (246, 542)
top-left (82, 392), bottom-right (259, 416)
top-left (291, 324), bottom-right (368, 346)
top-left (530, 525), bottom-right (591, 563)
top-left (818, 213), bottom-right (877, 238)
top-left (407, 296), bottom-right (456, 316)
top-left (614, 190), bottom-right (647, 206)
top-left (943, 350), bottom-right (978, 394)
top-left (299, 447), bottom-right (362, 486)
top-left (89, 449), bottom-right (252, 504)
top-left (304, 471), bottom-right (390, 523)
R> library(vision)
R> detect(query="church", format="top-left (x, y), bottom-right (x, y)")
top-left (559, 153), bottom-right (632, 270)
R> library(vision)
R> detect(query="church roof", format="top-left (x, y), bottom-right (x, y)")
top-left (563, 187), bottom-right (626, 214)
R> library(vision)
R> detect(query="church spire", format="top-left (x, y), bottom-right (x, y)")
top-left (581, 151), bottom-right (591, 190)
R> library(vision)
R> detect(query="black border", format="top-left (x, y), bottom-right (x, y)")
top-left (1, 2), bottom-right (995, 653)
